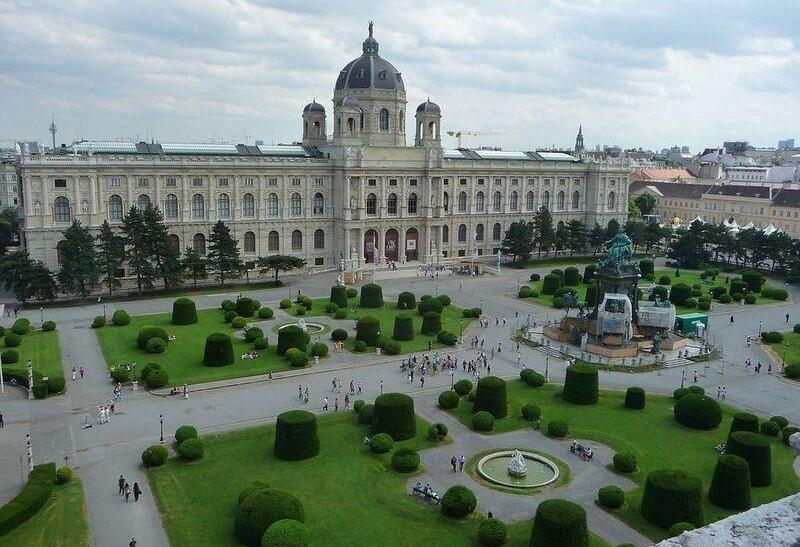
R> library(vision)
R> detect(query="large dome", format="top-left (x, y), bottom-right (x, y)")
top-left (334, 23), bottom-right (405, 92)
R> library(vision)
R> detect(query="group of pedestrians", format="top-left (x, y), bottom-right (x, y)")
top-left (70, 365), bottom-right (85, 381)
top-left (449, 454), bottom-right (466, 472)
top-left (117, 474), bottom-right (142, 502)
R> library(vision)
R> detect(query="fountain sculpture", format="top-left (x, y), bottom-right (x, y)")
top-left (507, 450), bottom-right (528, 477)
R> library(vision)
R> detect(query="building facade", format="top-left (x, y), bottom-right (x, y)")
top-left (17, 25), bottom-right (629, 274)
top-left (0, 161), bottom-right (19, 209)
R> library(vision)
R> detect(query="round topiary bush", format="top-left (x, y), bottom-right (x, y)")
top-left (520, 368), bottom-right (546, 387)
top-left (279, 298), bottom-right (292, 309)
top-left (613, 452), bottom-right (637, 473)
top-left (224, 310), bottom-right (237, 323)
top-left (47, 376), bottom-right (65, 394)
top-left (172, 298), bottom-right (198, 325)
top-left (91, 316), bottom-right (106, 328)
top-left (473, 376), bottom-right (508, 418)
top-left (285, 348), bottom-right (309, 368)
top-left (674, 394), bottom-right (722, 430)
top-left (708, 454), bottom-right (751, 510)
top-left (329, 285), bottom-right (348, 309)
top-left (418, 297), bottom-right (443, 316)
top-left (139, 362), bottom-right (161, 382)
top-left (353, 340), bottom-right (368, 353)
top-left (277, 325), bottom-right (309, 355)
top-left (345, 288), bottom-right (357, 298)
top-left (428, 423), bottom-right (448, 441)
top-left (111, 367), bottom-right (131, 383)
top-left (639, 259), bottom-right (654, 277)
top-left (245, 327), bottom-right (264, 343)
top-left (274, 410), bottom-right (319, 461)
top-left (333, 308), bottom-right (347, 320)
top-left (111, 309), bottom-right (130, 326)
top-left (355, 316), bottom-right (380, 346)
top-left (56, 466), bottom-right (73, 484)
top-left (222, 299), bottom-right (235, 312)
top-left (786, 363), bottom-right (800, 379)
top-left (769, 415), bottom-right (789, 428)
top-left (727, 431), bottom-right (772, 486)
top-left (760, 331), bottom-right (783, 344)
top-left (391, 448), bottom-right (420, 472)
top-left (521, 403), bottom-right (541, 421)
top-left (392, 315), bottom-right (414, 341)
top-left (145, 368), bottom-right (169, 389)
top-left (261, 519), bottom-right (310, 547)
top-left (421, 311), bottom-right (442, 336)
top-left (547, 420), bottom-right (568, 438)
top-left (253, 337), bottom-right (268, 350)
top-left (356, 403), bottom-right (373, 425)
top-left (687, 385), bottom-right (705, 396)
top-left (441, 485), bottom-right (477, 518)
top-left (1, 349), bottom-right (19, 364)
top-left (437, 330), bottom-right (457, 346)
top-left (683, 298), bottom-right (697, 308)
top-left (258, 306), bottom-right (274, 319)
top-left (666, 523), bottom-right (695, 538)
top-left (518, 286), bottom-right (533, 298)
top-left (175, 425), bottom-right (198, 444)
top-left (372, 393), bottom-right (416, 440)
top-left (597, 485), bottom-right (625, 509)
top-left (530, 272), bottom-right (542, 282)
top-left (624, 387), bottom-right (645, 410)
top-left (203, 332), bottom-right (235, 366)
top-left (472, 411), bottom-right (495, 431)
top-left (641, 469), bottom-right (703, 528)
top-left (782, 426), bottom-right (800, 445)
top-left (232, 316), bottom-right (249, 328)
top-left (137, 326), bottom-right (168, 350)
top-left (11, 321), bottom-right (29, 336)
top-left (658, 275), bottom-right (672, 285)
top-left (760, 420), bottom-right (780, 437)
top-left (369, 432), bottom-right (393, 454)
top-left (176, 438), bottom-right (204, 461)
top-left (743, 293), bottom-right (756, 304)
top-left (438, 390), bottom-right (460, 409)
top-left (236, 297), bottom-right (257, 317)
top-left (331, 328), bottom-right (348, 342)
top-left (697, 301), bottom-right (711, 311)
top-left (771, 288), bottom-right (789, 300)
top-left (563, 363), bottom-right (598, 405)
top-left (551, 297), bottom-right (565, 309)
top-left (41, 320), bottom-right (56, 331)
top-left (235, 489), bottom-right (304, 547)
top-left (530, 498), bottom-right (587, 547)
top-left (669, 283), bottom-right (692, 306)
top-left (359, 283), bottom-right (384, 308)
top-left (141, 444), bottom-right (169, 467)
top-left (238, 481), bottom-right (270, 505)
top-left (146, 338), bottom-right (167, 354)
top-left (397, 291), bottom-right (417, 310)
top-left (453, 379), bottom-right (473, 396)
top-left (310, 342), bottom-right (328, 358)
top-left (437, 294), bottom-right (451, 307)
top-left (478, 518), bottom-right (507, 547)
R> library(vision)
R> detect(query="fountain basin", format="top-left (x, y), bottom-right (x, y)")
top-left (275, 322), bottom-right (326, 335)
top-left (477, 450), bottom-right (558, 489)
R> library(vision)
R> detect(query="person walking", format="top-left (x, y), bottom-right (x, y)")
top-left (129, 538), bottom-right (137, 547)
top-left (730, 315), bottom-right (734, 323)
top-left (71, 366), bottom-right (77, 381)
top-left (298, 384), bottom-right (303, 400)
top-left (450, 456), bottom-right (457, 472)
top-left (133, 482), bottom-right (141, 502)
top-left (693, 370), bottom-right (698, 384)
top-left (118, 475), bottom-right (125, 495)
top-left (322, 396), bottom-right (329, 411)
top-left (459, 454), bottom-right (465, 471)
top-left (124, 482), bottom-right (131, 502)
top-left (786, 313), bottom-right (790, 324)
top-left (79, 366), bottom-right (85, 379)
top-left (380, 380), bottom-right (384, 394)
top-left (334, 398), bottom-right (339, 412)
top-left (344, 393), bottom-right (350, 409)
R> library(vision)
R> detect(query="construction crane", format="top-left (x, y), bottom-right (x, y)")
top-left (446, 130), bottom-right (504, 148)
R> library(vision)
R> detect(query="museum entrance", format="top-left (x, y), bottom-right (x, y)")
top-left (405, 227), bottom-right (419, 261)
top-left (385, 228), bottom-right (399, 262)
top-left (363, 229), bottom-right (379, 264)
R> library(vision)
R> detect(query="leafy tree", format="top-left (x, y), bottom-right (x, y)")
top-left (142, 206), bottom-right (182, 290)
top-left (181, 246), bottom-right (207, 287)
top-left (121, 206), bottom-right (155, 294)
top-left (668, 222), bottom-right (710, 268)
top-left (634, 194), bottom-right (657, 216)
top-left (554, 221), bottom-right (569, 253)
top-left (257, 254), bottom-right (306, 283)
top-left (56, 220), bottom-right (100, 299)
top-left (643, 222), bottom-right (669, 253)
top-left (566, 219), bottom-right (587, 256)
top-left (500, 221), bottom-right (534, 263)
top-left (96, 220), bottom-right (125, 295)
top-left (605, 218), bottom-right (621, 240)
top-left (0, 253), bottom-right (56, 303)
top-left (588, 223), bottom-right (605, 255)
top-left (0, 207), bottom-right (20, 234)
top-left (624, 220), bottom-right (646, 254)
top-left (0, 207), bottom-right (19, 255)
top-left (532, 207), bottom-right (555, 258)
top-left (30, 260), bottom-right (58, 302)
top-left (628, 196), bottom-right (641, 218)
top-left (206, 220), bottom-right (243, 286)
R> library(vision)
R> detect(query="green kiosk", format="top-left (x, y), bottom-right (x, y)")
top-left (674, 313), bottom-right (708, 336)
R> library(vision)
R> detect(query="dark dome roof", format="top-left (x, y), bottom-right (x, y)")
top-left (339, 96), bottom-right (361, 108)
top-left (335, 23), bottom-right (405, 93)
top-left (416, 99), bottom-right (440, 113)
top-left (303, 100), bottom-right (325, 113)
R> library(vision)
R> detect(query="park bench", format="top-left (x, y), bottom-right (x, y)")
top-left (569, 442), bottom-right (594, 461)
top-left (411, 485), bottom-right (441, 504)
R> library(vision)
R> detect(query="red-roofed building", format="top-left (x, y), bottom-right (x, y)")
top-left (629, 168), bottom-right (696, 183)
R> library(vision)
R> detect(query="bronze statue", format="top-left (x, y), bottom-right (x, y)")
top-left (598, 229), bottom-right (636, 272)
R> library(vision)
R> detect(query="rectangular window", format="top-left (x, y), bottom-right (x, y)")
top-left (110, 177), bottom-right (120, 187)
top-left (218, 177), bottom-right (229, 186)
top-left (368, 179), bottom-right (377, 186)
top-left (477, 178), bottom-right (485, 185)
top-left (165, 177), bottom-right (177, 187)
top-left (511, 178), bottom-right (519, 185)
top-left (389, 179), bottom-right (397, 186)
top-left (192, 177), bottom-right (203, 186)
top-left (494, 178), bottom-right (501, 186)
top-left (314, 178), bottom-right (324, 187)
top-left (246, 261), bottom-right (256, 270)
top-left (243, 177), bottom-right (254, 186)
top-left (137, 177), bottom-right (149, 188)
top-left (458, 249), bottom-right (466, 257)
top-left (54, 179), bottom-right (67, 188)
top-left (268, 178), bottom-right (278, 186)
top-left (292, 178), bottom-right (301, 186)
top-left (409, 179), bottom-right (418, 186)
top-left (314, 257), bottom-right (324, 266)
top-left (443, 178), bottom-right (449, 185)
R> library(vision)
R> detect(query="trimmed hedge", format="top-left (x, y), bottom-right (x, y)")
top-left (245, 327), bottom-right (264, 343)
top-left (641, 469), bottom-right (703, 528)
top-left (238, 481), bottom-right (270, 505)
top-left (562, 363), bottom-right (598, 405)
top-left (478, 518), bottom-right (507, 547)
top-left (202, 332), bottom-right (235, 366)
top-left (441, 485), bottom-right (477, 518)
top-left (428, 423), bottom-right (448, 441)
top-left (564, 266), bottom-right (580, 286)
top-left (597, 485), bottom-right (625, 509)
top-left (667, 523), bottom-right (695, 538)
top-left (391, 448), bottom-right (420, 472)
top-left (357, 404), bottom-right (374, 425)
top-left (624, 387), bottom-right (645, 410)
top-left (224, 310), bottom-right (237, 323)
top-left (277, 325), bottom-right (310, 355)
top-left (418, 297), bottom-right (443, 316)
top-left (674, 394), bottom-right (722, 430)
top-left (1, 349), bottom-right (19, 364)
top-left (421, 311), bottom-right (442, 335)
top-left (47, 376), bottom-right (65, 394)
top-left (235, 489), bottom-right (304, 547)
top-left (274, 410), bottom-right (319, 461)
top-left (472, 411), bottom-right (495, 431)
top-left (175, 425), bottom-right (198, 445)
top-left (41, 320), bottom-right (56, 331)
top-left (258, 307), bottom-right (274, 319)
top-left (236, 297), bottom-right (257, 317)
top-left (785, 363), bottom-right (800, 379)
top-left (261, 519), bottom-right (310, 547)
top-left (355, 316), bottom-right (381, 346)
top-left (547, 420), bottom-right (568, 438)
top-left (232, 316), bottom-right (249, 328)
top-left (372, 393), bottom-right (416, 441)
top-left (727, 431), bottom-right (772, 486)
top-left (172, 298), bottom-right (198, 325)
top-left (669, 283), bottom-right (692, 306)
top-left (145, 368), bottom-right (169, 389)
top-left (253, 337), bottom-right (268, 350)
top-left (0, 462), bottom-right (55, 537)
top-left (146, 338), bottom-right (166, 354)
top-left (91, 316), bottom-right (106, 328)
top-left (453, 379), bottom-right (473, 396)
top-left (392, 315), bottom-right (414, 341)
top-left (141, 444), bottom-right (169, 467)
top-left (760, 420), bottom-right (780, 437)
top-left (438, 390), bottom-right (460, 409)
top-left (520, 368), bottom-right (545, 387)
top-left (55, 466), bottom-right (73, 484)
top-left (613, 452), bottom-right (637, 473)
top-left (4, 332), bottom-right (24, 347)
top-left (708, 454), bottom-right (751, 510)
top-left (137, 326), bottom-right (168, 350)
top-left (521, 403), bottom-right (541, 421)
top-left (176, 438), bottom-right (204, 461)
top-left (770, 415), bottom-right (789, 428)
top-left (437, 294), bottom-right (451, 306)
top-left (782, 426), bottom-right (800, 445)
top-left (639, 259), bottom-right (654, 276)
top-left (331, 328), bottom-right (348, 342)
top-left (285, 348), bottom-right (309, 368)
top-left (437, 330), bottom-right (457, 346)
top-left (518, 286), bottom-right (533, 298)
top-left (330, 285), bottom-right (348, 309)
top-left (397, 291), bottom-right (416, 310)
top-left (369, 433), bottom-right (393, 454)
top-left (473, 376), bottom-right (508, 418)
top-left (542, 274), bottom-right (561, 295)
top-left (111, 309), bottom-right (131, 326)
top-left (222, 300), bottom-right (235, 311)
top-left (530, 498), bottom-right (588, 547)
top-left (353, 340), bottom-right (368, 352)
top-left (360, 283), bottom-right (384, 308)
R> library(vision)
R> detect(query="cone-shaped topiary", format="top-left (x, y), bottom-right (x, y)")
top-left (563, 363), bottom-right (599, 405)
top-left (355, 316), bottom-right (380, 346)
top-left (171, 298), bottom-right (198, 325)
top-left (418, 297), bottom-right (443, 316)
top-left (234, 489), bottom-right (304, 547)
top-left (727, 431), bottom-right (772, 486)
top-left (330, 285), bottom-right (348, 309)
top-left (372, 392), bottom-right (416, 441)
top-left (421, 311), bottom-right (442, 335)
top-left (674, 394), bottom-right (722, 430)
top-left (530, 498), bottom-right (588, 547)
top-left (473, 376), bottom-right (508, 418)
top-left (392, 315), bottom-right (414, 341)
top-left (203, 332), bottom-right (235, 366)
top-left (397, 291), bottom-right (417, 310)
top-left (624, 387), bottom-right (646, 409)
top-left (729, 412), bottom-right (760, 437)
top-left (359, 283), bottom-right (384, 308)
top-left (137, 326), bottom-right (168, 350)
top-left (708, 454), bottom-right (751, 510)
top-left (274, 410), bottom-right (320, 461)
top-left (277, 325), bottom-right (310, 355)
top-left (641, 469), bottom-right (703, 528)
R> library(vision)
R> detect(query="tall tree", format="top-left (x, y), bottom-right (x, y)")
top-left (57, 220), bottom-right (100, 299)
top-left (500, 221), bottom-right (534, 263)
top-left (627, 196), bottom-right (641, 218)
top-left (532, 207), bottom-right (555, 258)
top-left (30, 260), bottom-right (58, 302)
top-left (206, 220), bottom-right (244, 286)
top-left (668, 223), bottom-right (710, 268)
top-left (554, 221), bottom-right (569, 253)
top-left (143, 206), bottom-right (182, 290)
top-left (181, 246), bottom-right (207, 287)
top-left (604, 218), bottom-right (621, 240)
top-left (623, 220), bottom-right (646, 254)
top-left (257, 255), bottom-right (307, 284)
top-left (121, 206), bottom-right (155, 294)
top-left (566, 219), bottom-right (587, 257)
top-left (588, 223), bottom-right (605, 255)
top-left (634, 194), bottom-right (656, 216)
top-left (0, 253), bottom-right (56, 303)
top-left (96, 220), bottom-right (125, 296)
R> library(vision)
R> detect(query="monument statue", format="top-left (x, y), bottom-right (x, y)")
top-left (507, 450), bottom-right (528, 477)
top-left (297, 318), bottom-right (308, 332)
top-left (597, 229), bottom-right (636, 272)
top-left (652, 333), bottom-right (662, 354)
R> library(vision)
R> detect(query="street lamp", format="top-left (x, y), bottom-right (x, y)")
top-left (159, 414), bottom-right (165, 444)
top-left (39, 307), bottom-right (43, 323)
top-left (459, 320), bottom-right (463, 337)
top-left (449, 370), bottom-right (454, 389)
top-left (131, 363), bottom-right (136, 382)
top-left (26, 434), bottom-right (33, 473)
top-left (545, 356), bottom-right (550, 383)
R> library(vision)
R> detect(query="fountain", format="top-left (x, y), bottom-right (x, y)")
top-left (476, 450), bottom-right (558, 489)
top-left (507, 450), bottom-right (528, 477)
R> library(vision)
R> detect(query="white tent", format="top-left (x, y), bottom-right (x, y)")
top-left (763, 223), bottom-right (778, 235)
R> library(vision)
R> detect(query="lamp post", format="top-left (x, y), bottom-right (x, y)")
top-left (131, 363), bottom-right (136, 382)
top-left (159, 414), bottom-right (165, 444)
top-left (449, 369), bottom-right (454, 389)
top-left (39, 307), bottom-right (43, 323)
top-left (26, 434), bottom-right (33, 473)
top-left (545, 356), bottom-right (550, 383)
top-left (27, 360), bottom-right (33, 400)
top-left (459, 320), bottom-right (463, 337)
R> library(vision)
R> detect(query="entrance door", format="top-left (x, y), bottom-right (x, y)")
top-left (405, 227), bottom-right (419, 261)
top-left (385, 229), bottom-right (399, 262)
top-left (364, 229), bottom-right (379, 264)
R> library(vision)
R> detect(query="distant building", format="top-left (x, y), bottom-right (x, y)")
top-left (778, 138), bottom-right (795, 150)
top-left (573, 126), bottom-right (585, 155)
top-left (723, 141), bottom-right (749, 155)
top-left (0, 161), bottom-right (20, 209)
top-left (628, 168), bottom-right (696, 183)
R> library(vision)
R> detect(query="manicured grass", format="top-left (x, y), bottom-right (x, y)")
top-left (96, 308), bottom-right (292, 386)
top-left (766, 332), bottom-right (800, 369)
top-left (2, 328), bottom-right (64, 381)
top-left (445, 381), bottom-right (800, 542)
top-left (0, 479), bottom-right (91, 547)
top-left (506, 521), bottom-right (611, 547)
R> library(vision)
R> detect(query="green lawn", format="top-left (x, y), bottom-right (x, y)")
top-left (95, 309), bottom-right (292, 386)
top-left (148, 412), bottom-right (612, 547)
top-left (2, 329), bottom-right (64, 381)
top-left (766, 332), bottom-right (800, 369)
top-left (0, 479), bottom-right (91, 547)
top-left (445, 381), bottom-right (800, 542)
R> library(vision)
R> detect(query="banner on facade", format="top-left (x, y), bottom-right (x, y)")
top-left (406, 240), bottom-right (416, 250)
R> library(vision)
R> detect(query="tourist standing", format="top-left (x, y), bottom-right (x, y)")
top-left (450, 456), bottom-right (457, 472)
top-left (118, 475), bottom-right (125, 495)
top-left (459, 455), bottom-right (465, 471)
top-left (322, 396), bottom-right (328, 411)
top-left (133, 482), bottom-right (141, 502)
top-left (124, 482), bottom-right (131, 502)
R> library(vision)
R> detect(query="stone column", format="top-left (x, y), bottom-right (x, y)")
top-left (40, 176), bottom-right (49, 224)
top-left (23, 176), bottom-right (33, 216)
top-left (232, 174), bottom-right (239, 221)
top-left (153, 174), bottom-right (161, 211)
top-left (89, 175), bottom-right (98, 215)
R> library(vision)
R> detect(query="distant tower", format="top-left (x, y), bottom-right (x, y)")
top-left (48, 116), bottom-right (58, 151)
top-left (574, 125), bottom-right (585, 155)
top-left (414, 99), bottom-right (441, 148)
top-left (302, 99), bottom-right (327, 147)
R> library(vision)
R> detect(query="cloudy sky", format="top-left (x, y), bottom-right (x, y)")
top-left (1, 0), bottom-right (798, 152)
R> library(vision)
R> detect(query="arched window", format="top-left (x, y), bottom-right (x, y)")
top-left (476, 223), bottom-right (484, 241)
top-left (54, 196), bottom-right (71, 222)
top-left (458, 191), bottom-right (467, 212)
top-left (458, 224), bottom-right (467, 242)
top-left (313, 193), bottom-right (324, 215)
top-left (557, 191), bottom-right (565, 210)
top-left (542, 191), bottom-right (550, 210)
top-left (347, 118), bottom-right (355, 134)
top-left (493, 223), bottom-right (502, 241)
top-left (267, 193), bottom-right (279, 217)
top-left (443, 192), bottom-right (449, 212)
top-left (243, 231), bottom-right (256, 253)
top-left (380, 108), bottom-right (389, 131)
top-left (572, 191), bottom-right (580, 210)
top-left (268, 230), bottom-right (279, 251)
top-left (217, 193), bottom-right (230, 219)
top-left (164, 194), bottom-right (178, 219)
top-left (108, 195), bottom-right (123, 221)
top-left (291, 229), bottom-right (303, 250)
top-left (475, 191), bottom-right (485, 212)
top-left (191, 194), bottom-right (205, 219)
top-left (314, 229), bottom-right (325, 249)
top-left (242, 193), bottom-right (255, 217)
top-left (290, 193), bottom-right (302, 216)
top-left (509, 191), bottom-right (518, 211)
top-left (442, 225), bottom-right (449, 243)
top-left (366, 193), bottom-right (377, 215)
top-left (407, 193), bottom-right (418, 214)
top-left (387, 193), bottom-right (398, 214)
top-left (607, 191), bottom-right (616, 210)
top-left (493, 191), bottom-right (501, 211)
top-left (526, 191), bottom-right (535, 211)
top-left (167, 234), bottom-right (179, 250)
top-left (193, 233), bottom-right (206, 255)
top-left (137, 194), bottom-right (151, 210)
